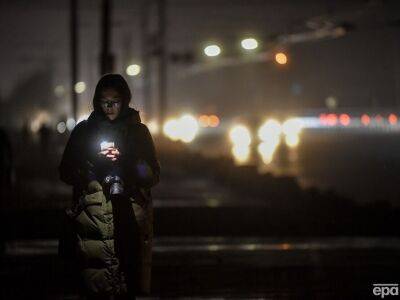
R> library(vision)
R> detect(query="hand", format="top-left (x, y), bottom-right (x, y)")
top-left (98, 146), bottom-right (120, 162)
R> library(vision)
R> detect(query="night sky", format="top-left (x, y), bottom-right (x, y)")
top-left (1, 0), bottom-right (400, 127)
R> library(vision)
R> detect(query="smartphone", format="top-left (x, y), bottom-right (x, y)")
top-left (100, 141), bottom-right (115, 151)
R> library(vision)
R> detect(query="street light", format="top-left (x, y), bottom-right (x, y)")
top-left (241, 38), bottom-right (258, 50)
top-left (204, 45), bottom-right (221, 57)
top-left (126, 64), bottom-right (141, 76)
top-left (275, 52), bottom-right (288, 65)
top-left (54, 85), bottom-right (65, 98)
top-left (74, 81), bottom-right (86, 94)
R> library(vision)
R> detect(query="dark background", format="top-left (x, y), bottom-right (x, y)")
top-left (1, 1), bottom-right (400, 299)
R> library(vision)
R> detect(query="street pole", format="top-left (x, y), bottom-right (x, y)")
top-left (157, 0), bottom-right (167, 126)
top-left (140, 0), bottom-right (151, 118)
top-left (70, 0), bottom-right (78, 121)
top-left (100, 0), bottom-right (114, 75)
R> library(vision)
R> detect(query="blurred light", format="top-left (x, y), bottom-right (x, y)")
top-left (300, 116), bottom-right (321, 128)
top-left (388, 114), bottom-right (398, 125)
top-left (56, 122), bottom-right (66, 134)
top-left (208, 115), bottom-right (220, 127)
top-left (204, 45), bottom-right (221, 57)
top-left (232, 145), bottom-right (250, 164)
top-left (325, 96), bottom-right (338, 110)
top-left (198, 115), bottom-right (210, 127)
top-left (275, 52), bottom-right (287, 65)
top-left (339, 114), bottom-right (351, 126)
top-left (332, 26), bottom-right (347, 37)
top-left (178, 114), bottom-right (199, 143)
top-left (361, 114), bottom-right (370, 126)
top-left (147, 119), bottom-right (159, 135)
top-left (258, 119), bottom-right (281, 141)
top-left (282, 118), bottom-right (303, 136)
top-left (326, 114), bottom-right (337, 126)
top-left (30, 111), bottom-right (51, 133)
top-left (242, 244), bottom-right (257, 251)
top-left (163, 119), bottom-right (180, 141)
top-left (54, 85), bottom-right (65, 98)
top-left (229, 125), bottom-right (252, 146)
top-left (74, 82), bottom-right (86, 94)
top-left (319, 113), bottom-right (328, 126)
top-left (241, 38), bottom-right (258, 50)
top-left (126, 64), bottom-right (141, 76)
top-left (206, 198), bottom-right (220, 208)
top-left (77, 113), bottom-right (89, 124)
top-left (163, 115), bottom-right (199, 143)
top-left (207, 245), bottom-right (220, 251)
top-left (280, 243), bottom-right (291, 250)
top-left (375, 114), bottom-right (383, 124)
top-left (285, 134), bottom-right (300, 148)
top-left (258, 141), bottom-right (279, 165)
top-left (66, 118), bottom-right (76, 131)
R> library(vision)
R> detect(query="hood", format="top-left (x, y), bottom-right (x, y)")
top-left (92, 73), bottom-right (132, 114)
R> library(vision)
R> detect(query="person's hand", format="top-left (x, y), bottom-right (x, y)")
top-left (98, 146), bottom-right (120, 162)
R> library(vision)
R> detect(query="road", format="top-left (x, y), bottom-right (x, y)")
top-left (1, 134), bottom-right (400, 299)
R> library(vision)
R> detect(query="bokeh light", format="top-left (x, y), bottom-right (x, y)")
top-left (326, 114), bottom-right (338, 126)
top-left (66, 118), bottom-right (76, 131)
top-left (208, 115), bottom-right (220, 127)
top-left (54, 85), bottom-right (65, 98)
top-left (339, 114), bottom-right (351, 126)
top-left (258, 141), bottom-right (278, 164)
top-left (285, 134), bottom-right (300, 148)
top-left (282, 118), bottom-right (303, 136)
top-left (126, 64), bottom-right (141, 76)
top-left (198, 115), bottom-right (210, 127)
top-left (232, 144), bottom-right (250, 164)
top-left (204, 45), bottom-right (221, 57)
top-left (163, 119), bottom-right (180, 141)
top-left (388, 114), bottom-right (398, 125)
top-left (163, 114), bottom-right (199, 143)
top-left (56, 122), bottom-right (66, 134)
top-left (179, 114), bottom-right (199, 143)
top-left (229, 125), bottom-right (252, 146)
top-left (74, 81), bottom-right (86, 94)
top-left (361, 114), bottom-right (370, 126)
top-left (275, 52), bottom-right (288, 65)
top-left (258, 119), bottom-right (282, 141)
top-left (241, 38), bottom-right (258, 50)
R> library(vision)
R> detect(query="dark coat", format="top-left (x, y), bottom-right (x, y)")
top-left (59, 107), bottom-right (160, 203)
top-left (58, 74), bottom-right (160, 297)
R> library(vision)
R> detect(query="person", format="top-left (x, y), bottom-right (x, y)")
top-left (59, 74), bottom-right (160, 299)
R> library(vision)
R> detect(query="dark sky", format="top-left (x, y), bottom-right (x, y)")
top-left (1, 0), bottom-right (400, 125)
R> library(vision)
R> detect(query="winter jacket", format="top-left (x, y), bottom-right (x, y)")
top-left (58, 74), bottom-right (160, 297)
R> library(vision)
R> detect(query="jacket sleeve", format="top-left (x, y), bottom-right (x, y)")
top-left (59, 122), bottom-right (94, 187)
top-left (128, 124), bottom-right (160, 189)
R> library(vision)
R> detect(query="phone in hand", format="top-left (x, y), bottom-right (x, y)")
top-left (100, 141), bottom-right (115, 151)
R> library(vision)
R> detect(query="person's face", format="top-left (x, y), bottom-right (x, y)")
top-left (99, 88), bottom-right (122, 121)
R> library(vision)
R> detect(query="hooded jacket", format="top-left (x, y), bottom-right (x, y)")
top-left (59, 74), bottom-right (160, 202)
top-left (58, 74), bottom-right (158, 296)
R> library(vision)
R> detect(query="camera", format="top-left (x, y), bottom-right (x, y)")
top-left (103, 175), bottom-right (124, 196)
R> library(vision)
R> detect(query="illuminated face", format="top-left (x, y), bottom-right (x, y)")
top-left (99, 88), bottom-right (122, 121)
